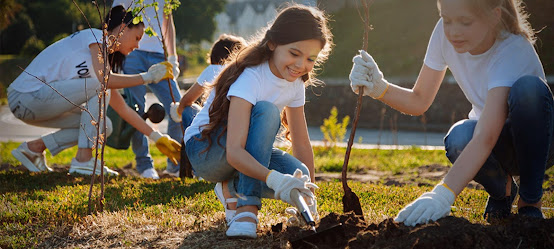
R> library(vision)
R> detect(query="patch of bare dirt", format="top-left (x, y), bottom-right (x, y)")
top-left (315, 164), bottom-right (484, 190)
top-left (284, 212), bottom-right (554, 249)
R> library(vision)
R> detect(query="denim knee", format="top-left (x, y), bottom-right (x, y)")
top-left (509, 76), bottom-right (552, 111)
top-left (252, 101), bottom-right (280, 125)
top-left (444, 119), bottom-right (476, 163)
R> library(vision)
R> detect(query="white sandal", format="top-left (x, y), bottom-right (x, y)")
top-left (225, 212), bottom-right (258, 239)
top-left (214, 182), bottom-right (237, 224)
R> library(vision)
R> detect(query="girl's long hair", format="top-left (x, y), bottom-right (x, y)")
top-left (199, 4), bottom-right (333, 150)
top-left (105, 5), bottom-right (144, 72)
top-left (438, 0), bottom-right (536, 43)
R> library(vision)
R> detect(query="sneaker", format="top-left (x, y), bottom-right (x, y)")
top-left (214, 182), bottom-right (237, 224)
top-left (11, 142), bottom-right (52, 172)
top-left (483, 181), bottom-right (518, 223)
top-left (140, 168), bottom-right (160, 179)
top-left (518, 206), bottom-right (545, 219)
top-left (69, 158), bottom-right (119, 176)
top-left (226, 212), bottom-right (258, 239)
top-left (162, 169), bottom-right (179, 178)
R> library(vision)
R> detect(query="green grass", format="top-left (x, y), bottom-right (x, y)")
top-left (1, 141), bottom-right (553, 248)
top-left (313, 146), bottom-right (450, 174)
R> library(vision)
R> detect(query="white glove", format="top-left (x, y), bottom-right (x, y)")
top-left (266, 169), bottom-right (318, 206)
top-left (169, 102), bottom-right (182, 123)
top-left (349, 50), bottom-right (390, 99)
top-left (394, 183), bottom-right (456, 226)
top-left (167, 55), bottom-right (180, 81)
top-left (285, 198), bottom-right (319, 227)
top-left (140, 61), bottom-right (174, 85)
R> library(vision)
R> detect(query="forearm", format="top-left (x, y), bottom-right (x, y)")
top-left (380, 84), bottom-right (431, 116)
top-left (292, 142), bottom-right (315, 183)
top-left (443, 137), bottom-right (496, 195)
top-left (164, 13), bottom-right (177, 56)
top-left (107, 73), bottom-right (144, 88)
top-left (178, 83), bottom-right (204, 109)
top-left (226, 147), bottom-right (271, 181)
top-left (117, 105), bottom-right (153, 136)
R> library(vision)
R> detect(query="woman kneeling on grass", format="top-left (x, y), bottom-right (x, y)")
top-left (183, 4), bottom-right (333, 239)
top-left (350, 0), bottom-right (550, 225)
top-left (8, 6), bottom-right (180, 176)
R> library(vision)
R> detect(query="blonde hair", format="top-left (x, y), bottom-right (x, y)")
top-left (438, 0), bottom-right (536, 43)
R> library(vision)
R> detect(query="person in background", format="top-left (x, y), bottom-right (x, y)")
top-left (169, 34), bottom-right (247, 138)
top-left (349, 0), bottom-right (550, 226)
top-left (9, 6), bottom-right (179, 176)
top-left (112, 0), bottom-right (182, 179)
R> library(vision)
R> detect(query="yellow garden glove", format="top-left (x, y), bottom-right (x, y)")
top-left (140, 61), bottom-right (174, 84)
top-left (148, 131), bottom-right (181, 165)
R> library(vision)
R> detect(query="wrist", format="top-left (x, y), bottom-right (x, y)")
top-left (148, 130), bottom-right (163, 142)
top-left (266, 170), bottom-right (281, 188)
top-left (140, 72), bottom-right (151, 85)
top-left (167, 55), bottom-right (179, 66)
top-left (371, 80), bottom-right (390, 99)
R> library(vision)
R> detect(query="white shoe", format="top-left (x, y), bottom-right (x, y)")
top-left (225, 212), bottom-right (258, 239)
top-left (162, 169), bottom-right (179, 178)
top-left (140, 168), bottom-right (160, 179)
top-left (69, 158), bottom-right (119, 176)
top-left (214, 182), bottom-right (237, 224)
top-left (11, 142), bottom-right (52, 172)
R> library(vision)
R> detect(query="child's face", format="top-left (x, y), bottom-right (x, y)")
top-left (268, 39), bottom-right (323, 82)
top-left (440, 0), bottom-right (498, 55)
top-left (116, 25), bottom-right (144, 55)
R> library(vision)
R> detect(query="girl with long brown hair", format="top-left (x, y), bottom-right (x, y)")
top-left (183, 4), bottom-right (333, 238)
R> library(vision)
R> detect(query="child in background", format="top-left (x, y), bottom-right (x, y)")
top-left (350, 0), bottom-right (550, 226)
top-left (8, 6), bottom-right (179, 175)
top-left (169, 34), bottom-right (247, 133)
top-left (183, 4), bottom-right (333, 238)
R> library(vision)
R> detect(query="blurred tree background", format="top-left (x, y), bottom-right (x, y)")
top-left (0, 0), bottom-right (552, 99)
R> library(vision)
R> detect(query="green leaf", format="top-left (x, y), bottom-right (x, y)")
top-left (132, 16), bottom-right (142, 25)
top-left (144, 26), bottom-right (158, 37)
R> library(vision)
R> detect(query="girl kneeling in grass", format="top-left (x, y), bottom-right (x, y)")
top-left (184, 4), bottom-right (333, 239)
top-left (350, 0), bottom-right (550, 225)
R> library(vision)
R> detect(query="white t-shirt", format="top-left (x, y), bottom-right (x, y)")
top-left (424, 19), bottom-right (545, 120)
top-left (184, 61), bottom-right (306, 142)
top-left (10, 28), bottom-right (102, 93)
top-left (112, 0), bottom-right (165, 54)
top-left (196, 64), bottom-right (224, 87)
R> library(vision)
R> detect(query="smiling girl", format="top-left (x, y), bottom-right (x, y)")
top-left (350, 0), bottom-right (550, 225)
top-left (9, 6), bottom-right (178, 176)
top-left (183, 4), bottom-right (333, 238)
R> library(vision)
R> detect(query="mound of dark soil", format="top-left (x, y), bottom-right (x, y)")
top-left (286, 212), bottom-right (554, 249)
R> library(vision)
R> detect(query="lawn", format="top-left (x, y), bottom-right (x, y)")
top-left (1, 141), bottom-right (553, 248)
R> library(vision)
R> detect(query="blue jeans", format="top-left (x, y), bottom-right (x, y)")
top-left (181, 105), bottom-right (200, 129)
top-left (185, 101), bottom-right (310, 209)
top-left (444, 76), bottom-right (554, 204)
top-left (122, 50), bottom-right (182, 174)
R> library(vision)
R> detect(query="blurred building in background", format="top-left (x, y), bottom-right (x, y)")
top-left (213, 0), bottom-right (317, 41)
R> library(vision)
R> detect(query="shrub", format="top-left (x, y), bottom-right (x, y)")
top-left (320, 106), bottom-right (350, 149)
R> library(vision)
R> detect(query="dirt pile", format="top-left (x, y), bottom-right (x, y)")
top-left (286, 212), bottom-right (554, 249)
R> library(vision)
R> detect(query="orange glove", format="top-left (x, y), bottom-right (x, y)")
top-left (148, 131), bottom-right (181, 165)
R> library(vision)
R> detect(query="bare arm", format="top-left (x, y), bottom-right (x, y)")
top-left (379, 65), bottom-right (446, 116)
top-left (177, 82), bottom-right (204, 113)
top-left (443, 87), bottom-right (510, 194)
top-left (108, 89), bottom-right (154, 137)
top-left (226, 97), bottom-right (271, 181)
top-left (162, 12), bottom-right (177, 57)
top-left (285, 106), bottom-right (315, 183)
top-left (89, 44), bottom-right (145, 88)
